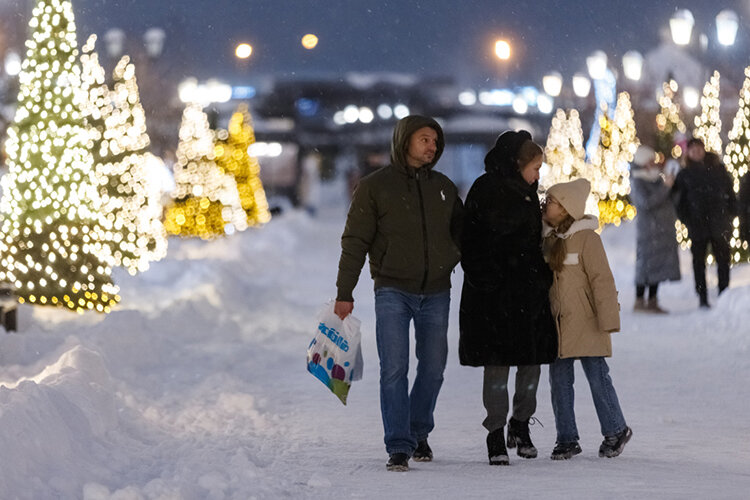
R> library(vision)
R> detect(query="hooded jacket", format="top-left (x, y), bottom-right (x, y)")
top-left (543, 216), bottom-right (620, 358)
top-left (458, 130), bottom-right (557, 367)
top-left (336, 115), bottom-right (463, 301)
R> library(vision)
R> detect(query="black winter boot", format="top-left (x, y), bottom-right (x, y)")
top-left (507, 417), bottom-right (538, 459)
top-left (412, 439), bottom-right (433, 462)
top-left (487, 428), bottom-right (509, 465)
top-left (599, 426), bottom-right (633, 458)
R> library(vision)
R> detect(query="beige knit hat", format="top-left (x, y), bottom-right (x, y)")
top-left (546, 178), bottom-right (591, 220)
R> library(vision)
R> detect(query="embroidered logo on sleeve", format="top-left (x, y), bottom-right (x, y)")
top-left (440, 189), bottom-right (446, 201)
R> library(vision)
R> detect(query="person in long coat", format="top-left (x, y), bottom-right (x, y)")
top-left (629, 145), bottom-right (681, 313)
top-left (459, 130), bottom-right (557, 466)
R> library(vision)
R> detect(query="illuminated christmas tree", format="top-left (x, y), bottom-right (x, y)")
top-left (163, 103), bottom-right (246, 239)
top-left (588, 92), bottom-right (638, 226)
top-left (723, 66), bottom-right (750, 262)
top-left (215, 104), bottom-right (271, 227)
top-left (693, 71), bottom-right (722, 155)
top-left (655, 79), bottom-right (687, 161)
top-left (0, 0), bottom-right (119, 313)
top-left (92, 55), bottom-right (168, 274)
top-left (543, 108), bottom-right (599, 216)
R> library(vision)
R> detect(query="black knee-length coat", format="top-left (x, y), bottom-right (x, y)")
top-left (458, 156), bottom-right (557, 367)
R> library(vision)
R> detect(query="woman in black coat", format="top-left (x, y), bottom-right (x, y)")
top-left (459, 130), bottom-right (557, 466)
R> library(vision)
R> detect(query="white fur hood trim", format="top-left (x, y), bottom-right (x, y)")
top-left (543, 214), bottom-right (600, 239)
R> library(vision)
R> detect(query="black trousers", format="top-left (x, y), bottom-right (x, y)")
top-left (690, 235), bottom-right (731, 299)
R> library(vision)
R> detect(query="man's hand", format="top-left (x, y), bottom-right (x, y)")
top-left (334, 300), bottom-right (354, 320)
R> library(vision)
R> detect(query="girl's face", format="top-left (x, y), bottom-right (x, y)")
top-left (543, 195), bottom-right (568, 226)
top-left (520, 155), bottom-right (543, 185)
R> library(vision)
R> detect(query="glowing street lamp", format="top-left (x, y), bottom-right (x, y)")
top-left (495, 39), bottom-right (511, 60)
top-left (670, 9), bottom-right (694, 46)
top-left (301, 34), bottom-right (319, 50)
top-left (235, 43), bottom-right (253, 59)
top-left (586, 50), bottom-right (608, 80)
top-left (622, 50), bottom-right (644, 81)
top-left (716, 9), bottom-right (739, 47)
top-left (4, 51), bottom-right (21, 76)
top-left (143, 27), bottom-right (166, 58)
top-left (542, 71), bottom-right (563, 97)
top-left (572, 73), bottom-right (591, 98)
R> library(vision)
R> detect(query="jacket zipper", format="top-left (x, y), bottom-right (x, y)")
top-left (416, 171), bottom-right (429, 291)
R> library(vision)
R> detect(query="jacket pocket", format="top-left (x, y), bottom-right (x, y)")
top-left (577, 288), bottom-right (596, 318)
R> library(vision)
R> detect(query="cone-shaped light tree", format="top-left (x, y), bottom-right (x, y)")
top-left (693, 71), bottom-right (722, 155)
top-left (214, 104), bottom-right (271, 227)
top-left (94, 55), bottom-right (168, 274)
top-left (542, 108), bottom-right (600, 216)
top-left (0, 0), bottom-right (119, 313)
top-left (655, 79), bottom-right (687, 161)
top-left (723, 67), bottom-right (750, 263)
top-left (163, 103), bottom-right (246, 239)
top-left (588, 92), bottom-right (638, 226)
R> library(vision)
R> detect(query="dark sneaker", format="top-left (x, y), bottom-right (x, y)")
top-left (550, 441), bottom-right (582, 460)
top-left (386, 453), bottom-right (409, 471)
top-left (599, 426), bottom-right (632, 458)
top-left (487, 428), bottom-right (509, 465)
top-left (507, 417), bottom-right (539, 459)
top-left (413, 439), bottom-right (433, 462)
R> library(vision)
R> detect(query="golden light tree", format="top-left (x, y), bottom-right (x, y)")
top-left (588, 92), bottom-right (638, 226)
top-left (655, 79), bottom-right (687, 161)
top-left (92, 54), bottom-right (168, 274)
top-left (0, 0), bottom-right (119, 313)
top-left (693, 71), bottom-right (722, 155)
top-left (215, 104), bottom-right (271, 227)
top-left (723, 66), bottom-right (750, 262)
top-left (163, 103), bottom-right (247, 239)
top-left (542, 108), bottom-right (600, 216)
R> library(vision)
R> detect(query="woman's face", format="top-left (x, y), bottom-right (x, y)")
top-left (543, 195), bottom-right (568, 225)
top-left (520, 155), bottom-right (543, 185)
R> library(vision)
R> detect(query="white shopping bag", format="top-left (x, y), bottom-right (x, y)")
top-left (306, 302), bottom-right (363, 404)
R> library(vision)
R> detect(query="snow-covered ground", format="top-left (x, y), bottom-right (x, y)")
top-left (1, 179), bottom-right (749, 499)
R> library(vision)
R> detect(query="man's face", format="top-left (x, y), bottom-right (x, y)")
top-left (406, 127), bottom-right (438, 168)
top-left (687, 143), bottom-right (705, 163)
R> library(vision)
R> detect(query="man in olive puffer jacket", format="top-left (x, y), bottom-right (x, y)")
top-left (334, 115), bottom-right (463, 471)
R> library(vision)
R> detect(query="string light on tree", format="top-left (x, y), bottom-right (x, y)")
top-left (542, 108), bottom-right (599, 216)
top-left (588, 92), bottom-right (638, 226)
top-left (0, 0), bottom-right (119, 313)
top-left (723, 66), bottom-right (750, 263)
top-left (163, 102), bottom-right (247, 239)
top-left (214, 104), bottom-right (271, 227)
top-left (655, 79), bottom-right (687, 162)
top-left (693, 71), bottom-right (722, 155)
top-left (96, 54), bottom-right (168, 274)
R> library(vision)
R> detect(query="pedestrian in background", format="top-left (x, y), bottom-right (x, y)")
top-left (629, 144), bottom-right (681, 313)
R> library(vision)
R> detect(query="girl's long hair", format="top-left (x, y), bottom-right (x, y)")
top-left (548, 215), bottom-right (576, 272)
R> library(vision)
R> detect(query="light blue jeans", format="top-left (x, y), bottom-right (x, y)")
top-left (374, 287), bottom-right (450, 456)
top-left (549, 356), bottom-right (627, 443)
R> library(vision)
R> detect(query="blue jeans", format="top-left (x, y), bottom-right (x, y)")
top-left (549, 357), bottom-right (627, 443)
top-left (374, 287), bottom-right (450, 456)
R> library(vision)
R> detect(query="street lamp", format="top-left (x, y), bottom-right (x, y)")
top-left (104, 28), bottom-right (126, 58)
top-left (670, 9), bottom-right (694, 46)
top-left (542, 71), bottom-right (563, 97)
top-left (586, 50), bottom-right (608, 80)
top-left (572, 73), bottom-right (591, 98)
top-left (4, 51), bottom-right (21, 76)
top-left (716, 9), bottom-right (738, 47)
top-left (301, 34), bottom-right (319, 50)
top-left (494, 39), bottom-right (511, 60)
top-left (143, 28), bottom-right (166, 58)
top-left (235, 43), bottom-right (253, 59)
top-left (622, 51), bottom-right (643, 81)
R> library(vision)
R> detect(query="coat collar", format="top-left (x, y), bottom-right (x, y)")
top-left (543, 215), bottom-right (599, 239)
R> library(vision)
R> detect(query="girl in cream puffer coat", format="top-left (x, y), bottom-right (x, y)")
top-left (541, 178), bottom-right (632, 461)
